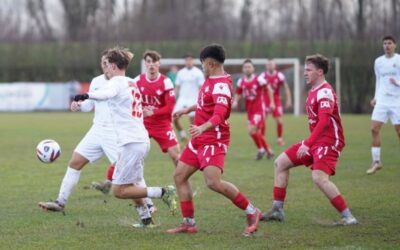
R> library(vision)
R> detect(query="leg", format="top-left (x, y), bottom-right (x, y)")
top-left (174, 116), bottom-right (187, 140)
top-left (368, 120), bottom-right (384, 174)
top-left (167, 144), bottom-right (181, 167)
top-left (248, 124), bottom-right (264, 160)
top-left (311, 170), bottom-right (357, 225)
top-left (276, 116), bottom-right (285, 146)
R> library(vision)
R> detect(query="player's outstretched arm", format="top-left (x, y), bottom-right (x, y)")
top-left (267, 85), bottom-right (275, 111)
top-left (232, 94), bottom-right (242, 110)
top-left (284, 82), bottom-right (292, 109)
top-left (173, 104), bottom-right (197, 119)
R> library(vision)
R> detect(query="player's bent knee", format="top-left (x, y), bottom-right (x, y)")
top-left (311, 172), bottom-right (328, 188)
top-left (68, 152), bottom-right (89, 170)
top-left (205, 178), bottom-right (221, 192)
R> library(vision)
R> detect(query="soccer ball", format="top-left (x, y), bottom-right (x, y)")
top-left (36, 139), bottom-right (61, 163)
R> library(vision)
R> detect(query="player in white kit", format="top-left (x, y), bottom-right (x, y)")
top-left (368, 36), bottom-right (400, 174)
top-left (173, 54), bottom-right (205, 140)
top-left (73, 47), bottom-right (177, 226)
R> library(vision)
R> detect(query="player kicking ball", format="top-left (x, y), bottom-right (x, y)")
top-left (232, 59), bottom-right (274, 160)
top-left (38, 50), bottom-right (154, 214)
top-left (261, 54), bottom-right (358, 226)
top-left (72, 47), bottom-right (177, 227)
top-left (167, 44), bottom-right (262, 236)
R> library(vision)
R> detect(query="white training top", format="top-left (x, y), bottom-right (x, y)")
top-left (175, 66), bottom-right (204, 102)
top-left (80, 74), bottom-right (113, 126)
top-left (88, 75), bottom-right (150, 146)
top-left (374, 53), bottom-right (400, 106)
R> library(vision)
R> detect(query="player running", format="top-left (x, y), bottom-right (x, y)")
top-left (261, 54), bottom-right (358, 226)
top-left (173, 53), bottom-right (205, 141)
top-left (38, 50), bottom-right (154, 213)
top-left (258, 59), bottom-right (292, 146)
top-left (167, 44), bottom-right (262, 236)
top-left (72, 47), bottom-right (177, 227)
top-left (367, 35), bottom-right (400, 175)
top-left (232, 59), bottom-right (274, 160)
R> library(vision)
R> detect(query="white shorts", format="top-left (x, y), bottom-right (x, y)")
top-left (371, 104), bottom-right (400, 125)
top-left (74, 125), bottom-right (119, 163)
top-left (174, 98), bottom-right (197, 117)
top-left (112, 142), bottom-right (150, 185)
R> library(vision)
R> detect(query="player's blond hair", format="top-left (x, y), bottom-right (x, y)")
top-left (105, 47), bottom-right (134, 70)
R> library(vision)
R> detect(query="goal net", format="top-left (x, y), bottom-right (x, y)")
top-left (141, 58), bottom-right (302, 115)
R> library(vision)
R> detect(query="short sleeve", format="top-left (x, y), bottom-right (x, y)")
top-left (175, 71), bottom-right (182, 87)
top-left (236, 78), bottom-right (243, 94)
top-left (316, 88), bottom-right (335, 114)
top-left (164, 78), bottom-right (174, 91)
top-left (277, 72), bottom-right (286, 82)
top-left (212, 82), bottom-right (232, 107)
top-left (257, 73), bottom-right (267, 85)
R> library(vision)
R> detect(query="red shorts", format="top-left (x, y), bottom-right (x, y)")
top-left (284, 142), bottom-right (340, 176)
top-left (147, 125), bottom-right (178, 153)
top-left (179, 140), bottom-right (228, 172)
top-left (247, 112), bottom-right (265, 129)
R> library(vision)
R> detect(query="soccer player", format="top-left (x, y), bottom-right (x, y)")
top-left (261, 54), bottom-right (358, 226)
top-left (173, 54), bottom-right (205, 141)
top-left (367, 35), bottom-right (400, 175)
top-left (167, 44), bottom-right (262, 236)
top-left (73, 47), bottom-right (177, 226)
top-left (38, 50), bottom-right (154, 213)
top-left (232, 59), bottom-right (274, 160)
top-left (258, 59), bottom-right (292, 146)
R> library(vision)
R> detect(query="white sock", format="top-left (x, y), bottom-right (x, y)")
top-left (244, 203), bottom-right (256, 215)
top-left (179, 130), bottom-right (187, 138)
top-left (183, 217), bottom-right (196, 225)
top-left (371, 147), bottom-right (381, 162)
top-left (273, 200), bottom-right (284, 209)
top-left (258, 148), bottom-right (266, 153)
top-left (57, 167), bottom-right (81, 205)
top-left (136, 205), bottom-right (151, 220)
top-left (341, 208), bottom-right (352, 218)
top-left (136, 179), bottom-right (154, 206)
top-left (146, 187), bottom-right (163, 198)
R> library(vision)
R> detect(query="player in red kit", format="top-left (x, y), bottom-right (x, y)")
top-left (258, 60), bottom-right (292, 146)
top-left (232, 59), bottom-right (274, 160)
top-left (167, 44), bottom-right (262, 236)
top-left (261, 54), bottom-right (358, 226)
top-left (134, 50), bottom-right (180, 165)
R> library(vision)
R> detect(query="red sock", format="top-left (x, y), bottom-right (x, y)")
top-left (180, 200), bottom-right (195, 218)
top-left (277, 123), bottom-right (283, 138)
top-left (106, 164), bottom-right (115, 181)
top-left (273, 186), bottom-right (286, 201)
top-left (232, 192), bottom-right (249, 210)
top-left (260, 122), bottom-right (266, 136)
top-left (259, 134), bottom-right (270, 152)
top-left (250, 133), bottom-right (262, 149)
top-left (330, 195), bottom-right (348, 212)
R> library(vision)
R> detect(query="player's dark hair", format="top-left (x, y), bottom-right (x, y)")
top-left (199, 44), bottom-right (225, 64)
top-left (382, 35), bottom-right (396, 44)
top-left (143, 50), bottom-right (161, 62)
top-left (243, 58), bottom-right (253, 65)
top-left (305, 54), bottom-right (329, 75)
top-left (106, 47), bottom-right (134, 70)
top-left (183, 53), bottom-right (193, 58)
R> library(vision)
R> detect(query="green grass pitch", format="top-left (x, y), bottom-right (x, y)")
top-left (0, 112), bottom-right (399, 249)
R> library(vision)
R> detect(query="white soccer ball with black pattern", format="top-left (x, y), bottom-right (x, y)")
top-left (36, 139), bottom-right (61, 163)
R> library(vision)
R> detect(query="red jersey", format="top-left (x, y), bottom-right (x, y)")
top-left (134, 73), bottom-right (175, 128)
top-left (304, 82), bottom-right (345, 151)
top-left (258, 70), bottom-right (285, 106)
top-left (236, 75), bottom-right (266, 116)
top-left (193, 75), bottom-right (232, 146)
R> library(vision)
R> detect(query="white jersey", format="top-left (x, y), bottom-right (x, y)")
top-left (79, 75), bottom-right (113, 127)
top-left (175, 66), bottom-right (204, 102)
top-left (88, 75), bottom-right (149, 146)
top-left (374, 53), bottom-right (400, 106)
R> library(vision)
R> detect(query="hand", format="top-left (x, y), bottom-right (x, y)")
top-left (389, 78), bottom-right (399, 86)
top-left (70, 101), bottom-right (81, 112)
top-left (189, 124), bottom-right (205, 137)
top-left (173, 108), bottom-right (189, 119)
top-left (285, 101), bottom-right (292, 110)
top-left (296, 144), bottom-right (310, 159)
top-left (370, 98), bottom-right (376, 107)
top-left (143, 107), bottom-right (154, 117)
top-left (74, 93), bottom-right (89, 102)
top-left (232, 101), bottom-right (238, 110)
top-left (270, 102), bottom-right (276, 112)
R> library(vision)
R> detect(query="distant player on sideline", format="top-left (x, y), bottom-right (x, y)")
top-left (367, 35), bottom-right (400, 175)
top-left (173, 54), bottom-right (205, 141)
top-left (38, 50), bottom-right (154, 213)
top-left (232, 59), bottom-right (274, 160)
top-left (261, 54), bottom-right (358, 226)
top-left (167, 44), bottom-right (262, 236)
top-left (258, 59), bottom-right (292, 146)
top-left (73, 47), bottom-right (177, 227)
